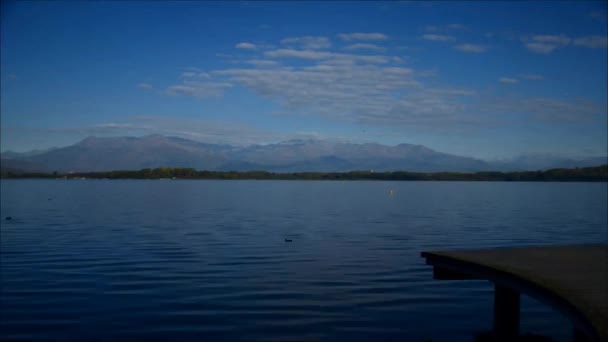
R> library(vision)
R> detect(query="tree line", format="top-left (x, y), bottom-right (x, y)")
top-left (2, 165), bottom-right (607, 182)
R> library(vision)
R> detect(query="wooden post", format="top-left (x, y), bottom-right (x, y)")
top-left (573, 327), bottom-right (590, 342)
top-left (493, 285), bottom-right (520, 342)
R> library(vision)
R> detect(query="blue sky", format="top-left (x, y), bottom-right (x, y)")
top-left (1, 1), bottom-right (607, 159)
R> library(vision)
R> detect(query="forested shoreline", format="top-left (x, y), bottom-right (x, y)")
top-left (2, 165), bottom-right (607, 182)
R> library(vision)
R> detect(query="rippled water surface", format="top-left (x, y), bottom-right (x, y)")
top-left (1, 180), bottom-right (606, 341)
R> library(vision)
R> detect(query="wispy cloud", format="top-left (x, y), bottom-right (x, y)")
top-left (421, 34), bottom-right (454, 42)
top-left (236, 42), bottom-right (257, 49)
top-left (454, 44), bottom-right (486, 53)
top-left (211, 63), bottom-right (474, 127)
top-left (263, 49), bottom-right (391, 63)
top-left (162, 35), bottom-right (604, 131)
top-left (499, 77), bottom-right (519, 84)
top-left (344, 43), bottom-right (386, 51)
top-left (482, 97), bottom-right (606, 122)
top-left (245, 59), bottom-right (279, 67)
top-left (138, 83), bottom-right (153, 89)
top-left (427, 88), bottom-right (476, 96)
top-left (525, 42), bottom-right (558, 54)
top-left (264, 49), bottom-right (331, 60)
top-left (264, 49), bottom-right (332, 60)
top-left (167, 81), bottom-right (233, 99)
top-left (337, 32), bottom-right (389, 41)
top-left (184, 41), bottom-right (478, 127)
top-left (422, 24), bottom-right (466, 32)
top-left (280, 36), bottom-right (331, 50)
top-left (532, 35), bottom-right (571, 45)
top-left (89, 116), bottom-right (337, 146)
top-left (573, 35), bottom-right (608, 48)
top-left (6, 117), bottom-right (333, 148)
top-left (523, 34), bottom-right (606, 53)
top-left (524, 34), bottom-right (570, 54)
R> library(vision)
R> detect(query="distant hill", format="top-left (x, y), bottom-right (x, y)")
top-left (1, 135), bottom-right (232, 173)
top-left (1, 135), bottom-right (605, 173)
top-left (491, 154), bottom-right (608, 171)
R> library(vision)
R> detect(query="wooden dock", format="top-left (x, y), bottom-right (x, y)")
top-left (421, 244), bottom-right (607, 342)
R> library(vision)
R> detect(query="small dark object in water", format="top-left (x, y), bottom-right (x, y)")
top-left (284, 238), bottom-right (292, 242)
top-left (5, 216), bottom-right (12, 220)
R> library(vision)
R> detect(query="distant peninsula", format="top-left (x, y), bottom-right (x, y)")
top-left (2, 165), bottom-right (607, 182)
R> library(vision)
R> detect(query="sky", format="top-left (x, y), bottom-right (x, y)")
top-left (1, 1), bottom-right (607, 160)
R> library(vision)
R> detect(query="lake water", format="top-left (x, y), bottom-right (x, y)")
top-left (1, 180), bottom-right (606, 341)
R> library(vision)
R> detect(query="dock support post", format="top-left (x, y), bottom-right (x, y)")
top-left (493, 285), bottom-right (520, 342)
top-left (573, 327), bottom-right (590, 342)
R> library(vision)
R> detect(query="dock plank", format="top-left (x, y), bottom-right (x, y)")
top-left (422, 244), bottom-right (608, 341)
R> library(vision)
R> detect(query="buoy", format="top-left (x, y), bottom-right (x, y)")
top-left (284, 238), bottom-right (293, 242)
top-left (389, 190), bottom-right (394, 196)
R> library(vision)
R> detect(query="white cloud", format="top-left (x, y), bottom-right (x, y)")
top-left (481, 97), bottom-right (606, 122)
top-left (428, 89), bottom-right (476, 96)
top-left (573, 35), bottom-right (608, 48)
top-left (344, 43), bottom-right (386, 51)
top-left (337, 32), bottom-right (389, 41)
top-left (236, 42), bottom-right (257, 49)
top-left (264, 49), bottom-right (331, 60)
top-left (167, 81), bottom-right (233, 99)
top-left (422, 24), bottom-right (466, 32)
top-left (185, 66), bottom-right (202, 71)
top-left (263, 49), bottom-right (391, 63)
top-left (524, 35), bottom-right (571, 54)
top-left (205, 59), bottom-right (479, 127)
top-left (159, 34), bottom-right (506, 128)
top-left (499, 77), bottom-right (519, 84)
top-left (245, 59), bottom-right (279, 67)
top-left (138, 83), bottom-right (153, 89)
top-left (95, 123), bottom-right (145, 130)
top-left (280, 36), bottom-right (331, 50)
top-left (454, 44), bottom-right (486, 53)
top-left (181, 72), bottom-right (196, 78)
top-left (525, 34), bottom-right (607, 53)
top-left (525, 42), bottom-right (558, 54)
top-left (421, 34), bottom-right (454, 42)
top-left (78, 116), bottom-right (326, 146)
top-left (532, 35), bottom-right (571, 45)
top-left (161, 34), bottom-right (601, 129)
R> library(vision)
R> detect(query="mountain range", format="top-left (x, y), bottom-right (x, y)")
top-left (1, 135), bottom-right (605, 173)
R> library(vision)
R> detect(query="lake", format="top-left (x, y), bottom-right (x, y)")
top-left (1, 180), bottom-right (606, 341)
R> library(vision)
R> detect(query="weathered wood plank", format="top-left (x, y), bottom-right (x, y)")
top-left (421, 244), bottom-right (608, 342)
